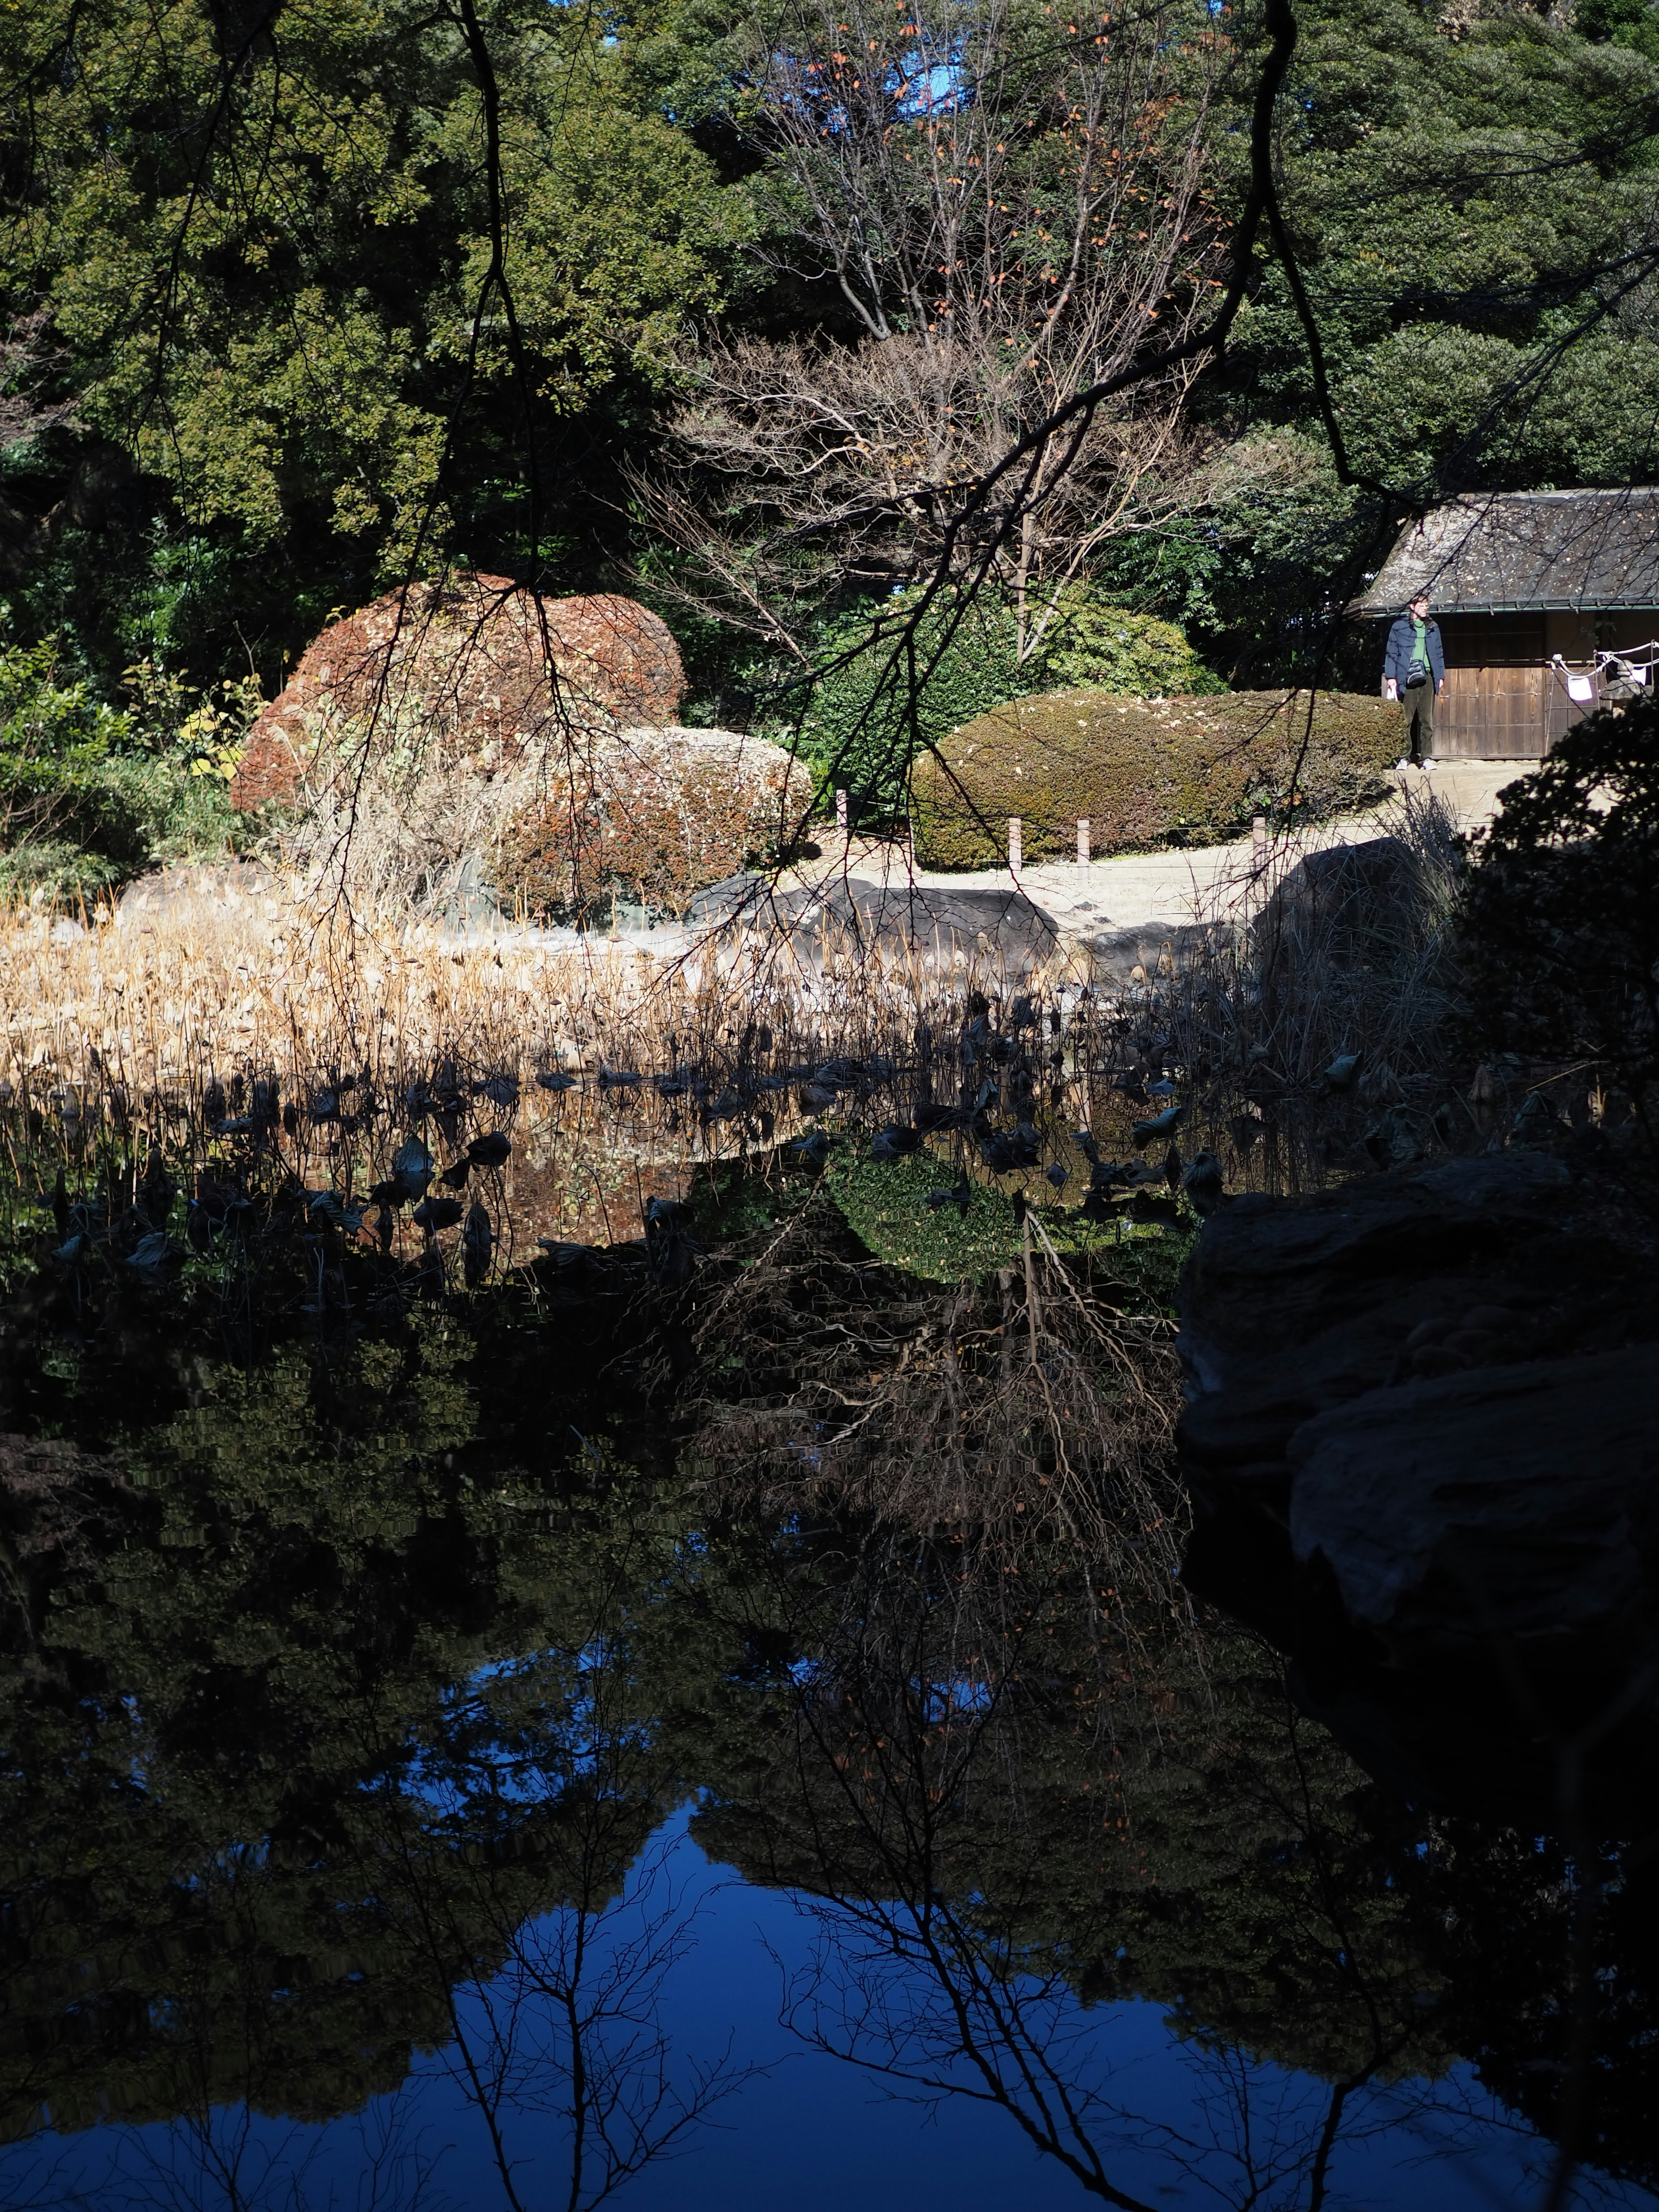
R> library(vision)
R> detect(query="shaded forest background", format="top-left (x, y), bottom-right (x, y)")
top-left (3, 0), bottom-right (1659, 748)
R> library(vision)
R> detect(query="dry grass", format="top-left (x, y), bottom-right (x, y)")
top-left (0, 869), bottom-right (1085, 1261)
top-left (0, 785), bottom-right (1484, 1249)
top-left (0, 782), bottom-right (1494, 1280)
top-left (1068, 781), bottom-right (1475, 1195)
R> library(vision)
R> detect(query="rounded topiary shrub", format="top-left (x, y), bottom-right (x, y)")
top-left (911, 689), bottom-right (1398, 868)
top-left (497, 726), bottom-right (806, 920)
top-left (798, 590), bottom-right (1214, 820)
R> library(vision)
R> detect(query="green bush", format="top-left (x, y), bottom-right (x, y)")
top-left (1041, 601), bottom-right (1220, 698)
top-left (1458, 701), bottom-right (1659, 1088)
top-left (797, 588), bottom-right (1214, 819)
top-left (0, 642), bottom-right (239, 902)
top-left (912, 687), bottom-right (1398, 869)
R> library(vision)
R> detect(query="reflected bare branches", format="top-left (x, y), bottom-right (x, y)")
top-left (419, 1834), bottom-right (756, 2212)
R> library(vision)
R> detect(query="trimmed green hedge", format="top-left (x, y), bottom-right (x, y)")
top-left (912, 688), bottom-right (1398, 869)
top-left (797, 593), bottom-right (1216, 819)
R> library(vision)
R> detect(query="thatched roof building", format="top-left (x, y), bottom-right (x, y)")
top-left (1352, 489), bottom-right (1659, 756)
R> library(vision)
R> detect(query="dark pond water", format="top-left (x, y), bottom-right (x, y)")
top-left (1, 1230), bottom-right (1656, 2212)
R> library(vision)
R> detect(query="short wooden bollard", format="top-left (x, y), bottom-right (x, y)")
top-left (1252, 814), bottom-right (1268, 868)
top-left (1077, 817), bottom-right (1090, 868)
top-left (836, 788), bottom-right (849, 837)
top-left (1008, 816), bottom-right (1022, 871)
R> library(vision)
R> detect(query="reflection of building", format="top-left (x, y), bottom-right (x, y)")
top-left (1351, 489), bottom-right (1659, 758)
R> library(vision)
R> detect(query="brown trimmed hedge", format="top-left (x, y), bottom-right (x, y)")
top-left (497, 727), bottom-right (805, 920)
top-left (911, 689), bottom-right (1398, 869)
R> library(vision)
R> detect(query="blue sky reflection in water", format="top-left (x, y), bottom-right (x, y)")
top-left (1, 1223), bottom-right (1655, 2212)
top-left (5, 1803), bottom-right (1650, 2212)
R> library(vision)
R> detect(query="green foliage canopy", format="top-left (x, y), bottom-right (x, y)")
top-left (0, 0), bottom-right (753, 674)
top-left (1106, 0), bottom-right (1659, 671)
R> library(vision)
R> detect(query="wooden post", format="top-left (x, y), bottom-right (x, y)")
top-left (1008, 816), bottom-right (1022, 872)
top-left (1076, 817), bottom-right (1090, 869)
top-left (1252, 814), bottom-right (1268, 869)
top-left (836, 788), bottom-right (849, 838)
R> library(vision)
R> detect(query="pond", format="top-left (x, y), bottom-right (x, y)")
top-left (0, 1198), bottom-right (1654, 2212)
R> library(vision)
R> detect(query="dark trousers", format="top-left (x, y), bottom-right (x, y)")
top-left (1398, 677), bottom-right (1437, 760)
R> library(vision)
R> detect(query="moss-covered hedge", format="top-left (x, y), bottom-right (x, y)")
top-left (911, 689), bottom-right (1397, 868)
top-left (798, 593), bottom-right (1217, 819)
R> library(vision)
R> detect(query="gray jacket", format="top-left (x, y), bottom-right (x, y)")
top-left (1384, 613), bottom-right (1445, 690)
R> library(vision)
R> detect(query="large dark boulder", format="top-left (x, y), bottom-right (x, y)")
top-left (1085, 918), bottom-right (1212, 986)
top-left (1177, 1148), bottom-right (1659, 1820)
top-left (1259, 835), bottom-right (1420, 957)
top-left (699, 874), bottom-right (1060, 974)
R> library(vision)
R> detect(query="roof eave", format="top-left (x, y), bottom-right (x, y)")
top-left (1350, 597), bottom-right (1659, 617)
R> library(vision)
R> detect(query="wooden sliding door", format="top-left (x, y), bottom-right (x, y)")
top-left (1435, 614), bottom-right (1547, 758)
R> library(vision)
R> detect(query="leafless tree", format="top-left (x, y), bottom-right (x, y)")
top-left (354, 1629), bottom-right (762, 2212)
top-left (426, 1829), bottom-right (753, 2212)
top-left (745, 1554), bottom-right (1583, 2212)
top-left (632, 0), bottom-right (1229, 661)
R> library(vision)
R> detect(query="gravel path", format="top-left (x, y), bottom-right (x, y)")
top-left (780, 760), bottom-right (1526, 955)
top-left (110, 760), bottom-right (1531, 969)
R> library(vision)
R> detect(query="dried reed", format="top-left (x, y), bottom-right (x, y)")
top-left (0, 871), bottom-right (1087, 1268)
top-left (0, 777), bottom-right (1484, 1277)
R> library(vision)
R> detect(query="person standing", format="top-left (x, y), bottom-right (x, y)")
top-left (1383, 591), bottom-right (1446, 764)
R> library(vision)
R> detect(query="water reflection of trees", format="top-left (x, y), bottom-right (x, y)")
top-left (692, 1522), bottom-right (1659, 2207)
top-left (0, 1303), bottom-right (766, 2209)
top-left (0, 1286), bottom-right (1655, 2210)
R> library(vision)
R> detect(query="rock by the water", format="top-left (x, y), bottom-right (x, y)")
top-left (1176, 1147), bottom-right (1659, 1820)
top-left (1288, 1346), bottom-right (1654, 1641)
top-left (1087, 919), bottom-right (1211, 985)
top-left (499, 728), bottom-right (804, 922)
top-left (232, 575), bottom-right (685, 809)
top-left (1259, 835), bottom-right (1421, 955)
top-left (685, 872), bottom-right (770, 926)
top-left (736, 877), bottom-right (1060, 973)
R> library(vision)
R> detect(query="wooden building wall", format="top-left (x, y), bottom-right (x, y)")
top-left (1434, 614), bottom-right (1546, 757)
top-left (1403, 610), bottom-right (1659, 758)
